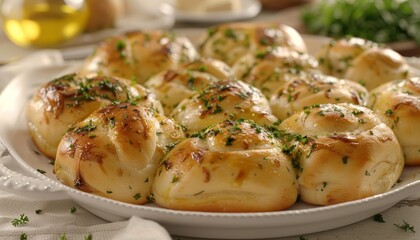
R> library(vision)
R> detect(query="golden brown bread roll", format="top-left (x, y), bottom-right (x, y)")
top-left (369, 78), bottom-right (420, 165)
top-left (344, 48), bottom-right (410, 90)
top-left (199, 22), bottom-right (307, 65)
top-left (79, 31), bottom-right (199, 83)
top-left (145, 58), bottom-right (234, 115)
top-left (232, 47), bottom-right (319, 98)
top-left (270, 73), bottom-right (369, 120)
top-left (152, 119), bottom-right (298, 212)
top-left (317, 37), bottom-right (378, 78)
top-left (54, 103), bottom-right (185, 204)
top-left (317, 37), bottom-right (410, 90)
top-left (171, 80), bottom-right (279, 135)
top-left (279, 103), bottom-right (404, 205)
top-left (27, 74), bottom-right (163, 159)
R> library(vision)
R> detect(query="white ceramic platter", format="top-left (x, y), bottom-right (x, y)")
top-left (0, 49), bottom-right (420, 239)
top-left (175, 0), bottom-right (261, 23)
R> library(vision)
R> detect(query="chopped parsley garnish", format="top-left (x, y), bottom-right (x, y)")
top-left (198, 66), bottom-right (207, 72)
top-left (70, 207), bottom-right (77, 213)
top-left (37, 169), bottom-right (46, 174)
top-left (351, 110), bottom-right (364, 116)
top-left (20, 233), bottom-right (27, 240)
top-left (35, 209), bottom-right (42, 215)
top-left (75, 120), bottom-right (96, 134)
top-left (342, 155), bottom-right (349, 164)
top-left (85, 234), bottom-right (93, 240)
top-left (171, 176), bottom-right (179, 183)
top-left (147, 194), bottom-right (155, 203)
top-left (115, 40), bottom-right (126, 58)
top-left (256, 51), bottom-right (268, 59)
top-left (133, 193), bottom-right (142, 200)
top-left (373, 214), bottom-right (385, 223)
top-left (225, 136), bottom-right (236, 146)
top-left (223, 28), bottom-right (237, 39)
top-left (11, 214), bottom-right (29, 227)
top-left (165, 141), bottom-right (180, 152)
top-left (385, 109), bottom-right (394, 116)
top-left (109, 117), bottom-right (116, 129)
top-left (394, 220), bottom-right (415, 233)
top-left (212, 105), bottom-right (223, 114)
top-left (193, 190), bottom-right (205, 196)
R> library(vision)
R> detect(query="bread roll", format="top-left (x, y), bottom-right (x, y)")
top-left (79, 31), bottom-right (199, 83)
top-left (317, 37), bottom-right (377, 78)
top-left (199, 22), bottom-right (307, 65)
top-left (370, 78), bottom-right (420, 165)
top-left (344, 48), bottom-right (410, 90)
top-left (145, 58), bottom-right (234, 115)
top-left (171, 80), bottom-right (278, 135)
top-left (317, 37), bottom-right (410, 90)
top-left (232, 47), bottom-right (319, 98)
top-left (27, 74), bottom-right (163, 159)
top-left (152, 119), bottom-right (298, 212)
top-left (54, 103), bottom-right (185, 204)
top-left (270, 73), bottom-right (369, 120)
top-left (279, 103), bottom-right (404, 205)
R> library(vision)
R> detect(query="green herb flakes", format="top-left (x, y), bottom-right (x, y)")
top-left (11, 214), bottom-right (29, 227)
top-left (373, 214), bottom-right (385, 223)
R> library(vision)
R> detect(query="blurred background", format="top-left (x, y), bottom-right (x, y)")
top-left (0, 0), bottom-right (418, 64)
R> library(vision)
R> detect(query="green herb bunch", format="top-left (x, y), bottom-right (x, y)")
top-left (301, 0), bottom-right (420, 44)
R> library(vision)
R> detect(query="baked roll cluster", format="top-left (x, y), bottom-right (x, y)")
top-left (152, 119), bottom-right (298, 212)
top-left (80, 31), bottom-right (199, 84)
top-left (54, 103), bottom-right (185, 204)
top-left (26, 25), bottom-right (412, 211)
top-left (279, 103), bottom-right (404, 205)
top-left (317, 37), bottom-right (411, 90)
top-left (370, 78), bottom-right (420, 165)
top-left (270, 73), bottom-right (369, 120)
top-left (199, 22), bottom-right (307, 65)
top-left (171, 80), bottom-right (278, 135)
top-left (232, 47), bottom-right (319, 98)
top-left (145, 58), bottom-right (234, 115)
top-left (27, 74), bottom-right (162, 159)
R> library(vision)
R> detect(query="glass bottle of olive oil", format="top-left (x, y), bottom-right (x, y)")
top-left (0, 0), bottom-right (88, 47)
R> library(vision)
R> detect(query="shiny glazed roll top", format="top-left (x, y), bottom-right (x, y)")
top-left (316, 37), bottom-right (378, 78)
top-left (270, 73), bottom-right (369, 120)
top-left (27, 74), bottom-right (163, 159)
top-left (317, 37), bottom-right (410, 90)
top-left (171, 80), bottom-right (279, 136)
top-left (79, 30), bottom-right (199, 83)
top-left (279, 103), bottom-right (404, 205)
top-left (152, 119), bottom-right (298, 212)
top-left (54, 103), bottom-right (185, 204)
top-left (370, 78), bottom-right (420, 165)
top-left (145, 58), bottom-right (234, 115)
top-left (199, 22), bottom-right (307, 65)
top-left (232, 47), bottom-right (319, 98)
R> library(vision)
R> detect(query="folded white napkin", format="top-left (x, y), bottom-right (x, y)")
top-left (0, 52), bottom-right (172, 240)
top-left (0, 189), bottom-right (171, 240)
